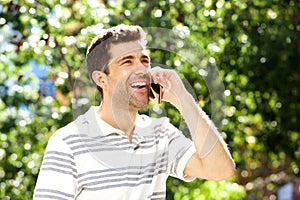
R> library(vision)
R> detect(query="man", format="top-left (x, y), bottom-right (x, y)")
top-left (34, 24), bottom-right (235, 200)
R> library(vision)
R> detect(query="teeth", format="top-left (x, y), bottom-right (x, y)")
top-left (131, 82), bottom-right (146, 87)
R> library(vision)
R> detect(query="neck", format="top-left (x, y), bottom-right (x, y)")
top-left (96, 101), bottom-right (138, 136)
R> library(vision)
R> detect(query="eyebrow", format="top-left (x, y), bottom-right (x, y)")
top-left (141, 54), bottom-right (150, 60)
top-left (117, 55), bottom-right (134, 64)
top-left (116, 54), bottom-right (150, 64)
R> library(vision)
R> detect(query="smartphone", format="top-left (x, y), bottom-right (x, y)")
top-left (149, 83), bottom-right (163, 104)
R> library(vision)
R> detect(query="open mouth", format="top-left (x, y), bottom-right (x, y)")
top-left (130, 81), bottom-right (148, 89)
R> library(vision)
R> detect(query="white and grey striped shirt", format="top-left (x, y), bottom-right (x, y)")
top-left (34, 106), bottom-right (196, 200)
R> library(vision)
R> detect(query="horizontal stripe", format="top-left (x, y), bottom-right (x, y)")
top-left (77, 151), bottom-right (167, 178)
top-left (72, 147), bottom-right (127, 156)
top-left (61, 130), bottom-right (176, 156)
top-left (77, 162), bottom-right (168, 191)
top-left (77, 154), bottom-right (168, 188)
top-left (77, 158), bottom-right (167, 183)
top-left (63, 128), bottom-right (174, 145)
top-left (150, 195), bottom-right (166, 200)
top-left (65, 136), bottom-right (127, 146)
top-left (71, 144), bottom-right (130, 152)
top-left (78, 167), bottom-right (167, 190)
top-left (42, 161), bottom-right (77, 173)
top-left (40, 167), bottom-right (77, 178)
top-left (150, 191), bottom-right (165, 196)
top-left (46, 150), bottom-right (74, 159)
top-left (79, 172), bottom-right (159, 189)
top-left (62, 134), bottom-right (93, 141)
top-left (35, 189), bottom-right (73, 198)
top-left (34, 194), bottom-right (69, 200)
top-left (82, 180), bottom-right (153, 192)
top-left (43, 155), bottom-right (76, 167)
top-left (64, 134), bottom-right (144, 146)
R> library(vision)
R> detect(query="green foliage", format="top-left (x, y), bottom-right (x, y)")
top-left (167, 178), bottom-right (246, 200)
top-left (1, 0), bottom-right (299, 199)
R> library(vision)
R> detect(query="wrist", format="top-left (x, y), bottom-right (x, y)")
top-left (172, 90), bottom-right (196, 111)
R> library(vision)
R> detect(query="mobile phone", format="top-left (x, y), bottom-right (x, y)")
top-left (149, 83), bottom-right (163, 104)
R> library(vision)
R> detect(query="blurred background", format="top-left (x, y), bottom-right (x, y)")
top-left (0, 0), bottom-right (299, 199)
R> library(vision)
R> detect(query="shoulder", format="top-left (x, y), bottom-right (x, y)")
top-left (45, 122), bottom-right (77, 151)
top-left (51, 106), bottom-right (96, 140)
top-left (49, 112), bottom-right (89, 144)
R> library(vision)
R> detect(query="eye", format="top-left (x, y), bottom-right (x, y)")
top-left (122, 60), bottom-right (132, 65)
top-left (141, 59), bottom-right (149, 64)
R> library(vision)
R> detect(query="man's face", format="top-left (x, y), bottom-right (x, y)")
top-left (105, 40), bottom-right (151, 110)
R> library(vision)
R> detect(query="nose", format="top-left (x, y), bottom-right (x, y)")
top-left (134, 62), bottom-right (150, 75)
top-left (134, 66), bottom-right (147, 74)
top-left (133, 65), bottom-right (151, 82)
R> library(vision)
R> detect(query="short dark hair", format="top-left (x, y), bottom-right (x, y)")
top-left (86, 24), bottom-right (147, 95)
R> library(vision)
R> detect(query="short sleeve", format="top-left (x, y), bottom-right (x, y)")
top-left (165, 120), bottom-right (197, 182)
top-left (33, 130), bottom-right (77, 200)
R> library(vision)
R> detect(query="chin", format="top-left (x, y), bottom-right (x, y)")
top-left (130, 98), bottom-right (149, 109)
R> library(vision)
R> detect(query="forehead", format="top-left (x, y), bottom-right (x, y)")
top-left (109, 40), bottom-right (148, 62)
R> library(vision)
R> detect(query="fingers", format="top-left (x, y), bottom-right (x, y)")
top-left (150, 66), bottom-right (187, 106)
top-left (150, 66), bottom-right (173, 90)
top-left (150, 66), bottom-right (163, 84)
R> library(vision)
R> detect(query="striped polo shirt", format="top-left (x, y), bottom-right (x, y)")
top-left (34, 106), bottom-right (196, 200)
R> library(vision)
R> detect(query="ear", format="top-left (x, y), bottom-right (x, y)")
top-left (92, 70), bottom-right (107, 90)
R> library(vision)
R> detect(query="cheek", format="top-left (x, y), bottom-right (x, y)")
top-left (110, 69), bottom-right (131, 80)
top-left (107, 76), bottom-right (128, 95)
top-left (106, 68), bottom-right (134, 92)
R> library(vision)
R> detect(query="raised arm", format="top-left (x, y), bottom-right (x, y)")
top-left (151, 67), bottom-right (235, 181)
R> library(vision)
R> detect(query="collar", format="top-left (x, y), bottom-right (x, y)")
top-left (92, 106), bottom-right (124, 136)
top-left (78, 106), bottom-right (153, 138)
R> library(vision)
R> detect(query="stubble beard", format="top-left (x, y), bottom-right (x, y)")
top-left (110, 79), bottom-right (149, 112)
top-left (128, 90), bottom-right (150, 109)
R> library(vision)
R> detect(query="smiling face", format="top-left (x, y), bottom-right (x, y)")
top-left (104, 40), bottom-right (151, 110)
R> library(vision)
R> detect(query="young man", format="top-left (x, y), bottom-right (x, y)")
top-left (34, 24), bottom-right (235, 200)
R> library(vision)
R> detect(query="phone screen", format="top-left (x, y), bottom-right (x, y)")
top-left (149, 83), bottom-right (163, 104)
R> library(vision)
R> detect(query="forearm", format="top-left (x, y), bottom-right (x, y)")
top-left (174, 90), bottom-right (235, 175)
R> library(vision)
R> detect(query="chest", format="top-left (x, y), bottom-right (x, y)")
top-left (72, 134), bottom-right (169, 199)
